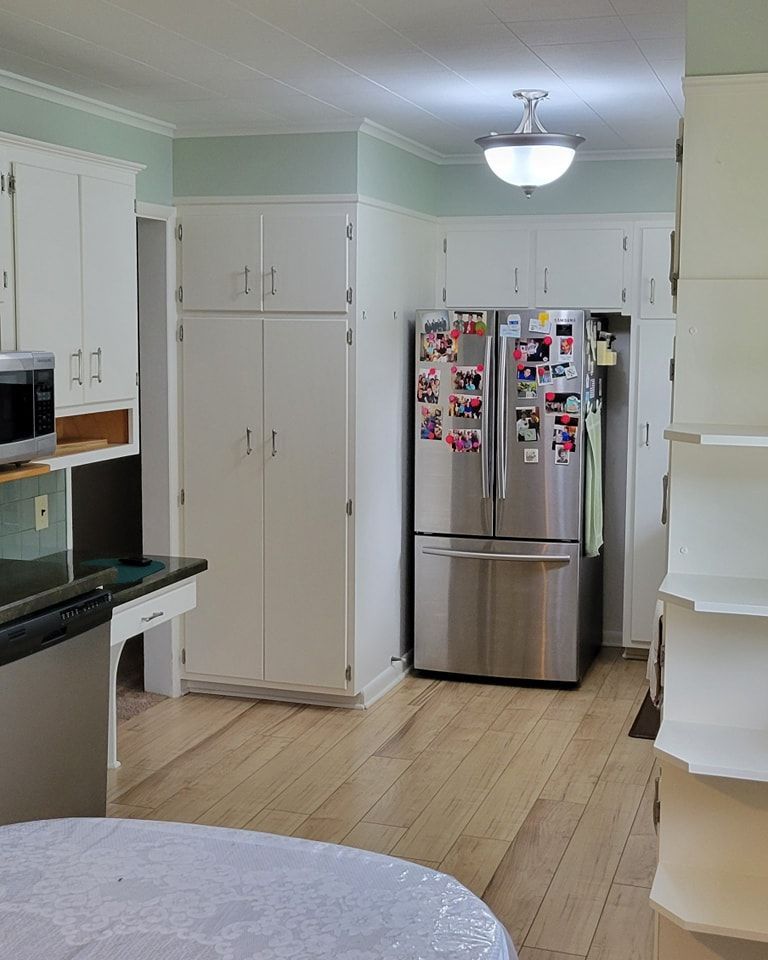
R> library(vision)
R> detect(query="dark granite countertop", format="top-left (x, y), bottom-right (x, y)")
top-left (0, 553), bottom-right (207, 627)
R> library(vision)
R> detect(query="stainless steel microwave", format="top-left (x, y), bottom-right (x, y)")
top-left (0, 352), bottom-right (57, 466)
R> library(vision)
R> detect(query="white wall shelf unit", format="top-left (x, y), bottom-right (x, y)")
top-left (659, 573), bottom-right (768, 617)
top-left (651, 865), bottom-right (768, 943)
top-left (664, 423), bottom-right (768, 447)
top-left (656, 719), bottom-right (768, 782)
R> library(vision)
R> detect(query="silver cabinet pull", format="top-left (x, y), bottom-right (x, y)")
top-left (423, 547), bottom-right (571, 563)
top-left (141, 611), bottom-right (164, 623)
top-left (270, 266), bottom-right (277, 296)
top-left (644, 422), bottom-right (650, 447)
top-left (543, 266), bottom-right (549, 295)
top-left (244, 265), bottom-right (251, 295)
top-left (480, 335), bottom-right (492, 500)
top-left (271, 429), bottom-right (278, 457)
top-left (90, 347), bottom-right (103, 384)
top-left (246, 428), bottom-right (253, 456)
top-left (71, 349), bottom-right (83, 386)
top-left (514, 266), bottom-right (519, 295)
top-left (661, 473), bottom-right (669, 525)
top-left (649, 277), bottom-right (656, 304)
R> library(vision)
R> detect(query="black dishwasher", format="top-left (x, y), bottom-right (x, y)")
top-left (0, 589), bottom-right (114, 825)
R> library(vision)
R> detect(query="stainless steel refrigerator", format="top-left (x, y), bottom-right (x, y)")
top-left (414, 307), bottom-right (603, 683)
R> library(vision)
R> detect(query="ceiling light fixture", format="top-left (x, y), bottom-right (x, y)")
top-left (475, 90), bottom-right (585, 197)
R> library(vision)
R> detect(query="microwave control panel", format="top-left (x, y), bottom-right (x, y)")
top-left (33, 368), bottom-right (55, 436)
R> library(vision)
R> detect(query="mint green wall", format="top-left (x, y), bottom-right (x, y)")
top-left (687, 0), bottom-right (768, 76)
top-left (0, 87), bottom-right (172, 204)
top-left (173, 132), bottom-right (358, 198)
top-left (357, 133), bottom-right (438, 215)
top-left (438, 157), bottom-right (676, 216)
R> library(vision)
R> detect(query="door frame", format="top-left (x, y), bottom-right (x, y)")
top-left (136, 200), bottom-right (183, 697)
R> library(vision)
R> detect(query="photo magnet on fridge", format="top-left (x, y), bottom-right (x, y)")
top-left (521, 338), bottom-right (550, 363)
top-left (506, 315), bottom-right (522, 337)
top-left (558, 336), bottom-right (575, 360)
top-left (554, 444), bottom-right (571, 465)
top-left (544, 393), bottom-right (581, 415)
top-left (452, 366), bottom-right (483, 392)
top-left (516, 365), bottom-right (536, 382)
top-left (517, 380), bottom-right (538, 400)
top-left (564, 364), bottom-right (579, 380)
top-left (420, 406), bottom-right (442, 441)
top-left (449, 394), bottom-right (482, 419)
top-left (421, 332), bottom-right (458, 363)
top-left (523, 448), bottom-right (539, 464)
top-left (556, 323), bottom-right (573, 338)
top-left (552, 362), bottom-right (569, 379)
top-left (536, 364), bottom-right (553, 385)
top-left (516, 406), bottom-right (541, 442)
top-left (417, 369), bottom-right (440, 404)
top-left (452, 310), bottom-right (488, 336)
top-left (418, 309), bottom-right (450, 334)
top-left (445, 429), bottom-right (481, 453)
top-left (529, 312), bottom-right (552, 334)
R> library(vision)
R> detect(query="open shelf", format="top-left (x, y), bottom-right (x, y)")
top-left (656, 719), bottom-right (768, 782)
top-left (651, 864), bottom-right (768, 942)
top-left (0, 462), bottom-right (51, 486)
top-left (665, 422), bottom-right (768, 447)
top-left (660, 573), bottom-right (768, 617)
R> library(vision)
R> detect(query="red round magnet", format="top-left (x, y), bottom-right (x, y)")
top-left (428, 368), bottom-right (436, 375)
top-left (476, 363), bottom-right (484, 372)
top-left (546, 392), bottom-right (555, 401)
top-left (513, 348), bottom-right (523, 360)
top-left (445, 434), bottom-right (454, 445)
top-left (564, 441), bottom-right (573, 451)
top-left (448, 394), bottom-right (457, 403)
top-left (561, 414), bottom-right (571, 424)
top-left (517, 363), bottom-right (526, 371)
top-left (470, 397), bottom-right (480, 407)
top-left (450, 328), bottom-right (460, 339)
top-left (451, 365), bottom-right (457, 373)
top-left (543, 336), bottom-right (552, 345)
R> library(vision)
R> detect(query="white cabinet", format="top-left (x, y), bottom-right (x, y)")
top-left (263, 319), bottom-right (349, 689)
top-left (13, 163), bottom-right (84, 408)
top-left (182, 317), bottom-right (264, 682)
top-left (444, 229), bottom-right (530, 307)
top-left (0, 155), bottom-right (14, 351)
top-left (623, 318), bottom-right (675, 648)
top-left (535, 227), bottom-right (627, 309)
top-left (180, 209), bottom-right (262, 311)
top-left (80, 176), bottom-right (138, 404)
top-left (639, 226), bottom-right (674, 319)
top-left (262, 212), bottom-right (349, 313)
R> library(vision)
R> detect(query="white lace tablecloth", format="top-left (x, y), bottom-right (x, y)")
top-left (0, 818), bottom-right (516, 959)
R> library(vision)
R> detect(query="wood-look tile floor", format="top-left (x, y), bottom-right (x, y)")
top-left (108, 648), bottom-right (657, 959)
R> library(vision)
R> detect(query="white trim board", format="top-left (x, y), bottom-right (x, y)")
top-left (0, 67), bottom-right (174, 138)
top-left (0, 128), bottom-right (145, 174)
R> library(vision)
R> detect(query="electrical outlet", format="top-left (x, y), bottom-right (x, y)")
top-left (34, 494), bottom-right (49, 531)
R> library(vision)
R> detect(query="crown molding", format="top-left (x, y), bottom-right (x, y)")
top-left (0, 68), bottom-right (175, 137)
top-left (356, 119), bottom-right (446, 163)
top-left (174, 119), bottom-right (366, 139)
top-left (684, 72), bottom-right (768, 89)
top-left (0, 129), bottom-right (145, 173)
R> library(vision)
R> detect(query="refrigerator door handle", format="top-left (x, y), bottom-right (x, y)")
top-left (421, 547), bottom-right (571, 563)
top-left (481, 334), bottom-right (493, 499)
top-left (497, 336), bottom-right (508, 500)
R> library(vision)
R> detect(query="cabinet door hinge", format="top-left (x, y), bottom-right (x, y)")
top-left (675, 136), bottom-right (683, 163)
top-left (177, 285), bottom-right (183, 303)
top-left (345, 664), bottom-right (352, 682)
top-left (346, 222), bottom-right (353, 240)
top-left (2, 271), bottom-right (7, 289)
top-left (181, 648), bottom-right (186, 666)
top-left (346, 286), bottom-right (353, 304)
top-left (669, 356), bottom-right (675, 381)
top-left (136, 371), bottom-right (139, 387)
top-left (7, 173), bottom-right (16, 196)
top-left (177, 323), bottom-right (184, 342)
top-left (442, 237), bottom-right (447, 254)
top-left (346, 328), bottom-right (353, 346)
top-left (0, 173), bottom-right (5, 193)
top-left (176, 223), bottom-right (183, 242)
top-left (133, 199), bottom-right (137, 214)
top-left (179, 488), bottom-right (186, 506)
top-left (442, 287), bottom-right (447, 303)
top-left (346, 498), bottom-right (353, 516)
top-left (622, 235), bottom-right (629, 252)
top-left (621, 287), bottom-right (627, 303)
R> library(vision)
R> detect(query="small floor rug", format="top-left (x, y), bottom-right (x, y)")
top-left (116, 681), bottom-right (166, 722)
top-left (628, 690), bottom-right (660, 740)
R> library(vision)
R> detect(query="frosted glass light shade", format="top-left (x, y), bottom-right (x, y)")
top-left (483, 143), bottom-right (577, 188)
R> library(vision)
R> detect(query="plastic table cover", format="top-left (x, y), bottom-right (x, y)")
top-left (0, 818), bottom-right (517, 959)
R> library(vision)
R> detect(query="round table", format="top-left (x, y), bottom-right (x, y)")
top-left (0, 818), bottom-right (516, 959)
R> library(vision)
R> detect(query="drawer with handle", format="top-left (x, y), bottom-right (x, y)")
top-left (110, 579), bottom-right (197, 644)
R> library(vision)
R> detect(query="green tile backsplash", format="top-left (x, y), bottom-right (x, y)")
top-left (0, 471), bottom-right (67, 560)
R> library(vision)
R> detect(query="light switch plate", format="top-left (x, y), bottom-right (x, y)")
top-left (35, 494), bottom-right (49, 531)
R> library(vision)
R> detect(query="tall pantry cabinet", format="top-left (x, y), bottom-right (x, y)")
top-left (177, 199), bottom-right (435, 704)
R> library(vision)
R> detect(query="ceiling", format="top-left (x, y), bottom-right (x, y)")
top-left (0, 0), bottom-right (685, 157)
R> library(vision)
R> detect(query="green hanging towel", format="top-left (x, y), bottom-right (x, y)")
top-left (584, 401), bottom-right (604, 558)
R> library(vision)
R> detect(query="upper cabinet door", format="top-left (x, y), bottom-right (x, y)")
top-left (262, 212), bottom-right (349, 313)
top-left (0, 153), bottom-right (14, 351)
top-left (263, 318), bottom-right (349, 690)
top-left (13, 163), bottom-right (84, 409)
top-left (639, 227), bottom-right (674, 319)
top-left (535, 227), bottom-right (627, 310)
top-left (445, 229), bottom-right (530, 307)
top-left (180, 209), bottom-right (262, 311)
top-left (81, 176), bottom-right (138, 404)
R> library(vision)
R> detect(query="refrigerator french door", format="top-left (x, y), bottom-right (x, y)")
top-left (414, 307), bottom-right (602, 683)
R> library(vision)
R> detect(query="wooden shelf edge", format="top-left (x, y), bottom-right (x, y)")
top-left (34, 441), bottom-right (138, 472)
top-left (651, 865), bottom-right (768, 943)
top-left (655, 720), bottom-right (768, 782)
top-left (665, 422), bottom-right (768, 447)
top-left (0, 462), bottom-right (51, 485)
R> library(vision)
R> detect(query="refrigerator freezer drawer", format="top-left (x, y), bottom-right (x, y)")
top-left (414, 536), bottom-right (597, 682)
